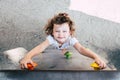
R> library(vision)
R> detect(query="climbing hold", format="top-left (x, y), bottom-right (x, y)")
top-left (27, 62), bottom-right (38, 70)
top-left (91, 62), bottom-right (100, 70)
top-left (64, 51), bottom-right (72, 59)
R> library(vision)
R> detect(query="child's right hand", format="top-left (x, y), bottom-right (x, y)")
top-left (19, 57), bottom-right (33, 69)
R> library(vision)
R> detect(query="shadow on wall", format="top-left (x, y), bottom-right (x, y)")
top-left (107, 49), bottom-right (120, 69)
top-left (2, 71), bottom-right (120, 80)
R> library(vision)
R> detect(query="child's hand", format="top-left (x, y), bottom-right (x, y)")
top-left (19, 57), bottom-right (33, 69)
top-left (94, 57), bottom-right (106, 69)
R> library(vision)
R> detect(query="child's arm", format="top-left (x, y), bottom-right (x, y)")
top-left (20, 39), bottom-right (50, 69)
top-left (73, 42), bottom-right (106, 69)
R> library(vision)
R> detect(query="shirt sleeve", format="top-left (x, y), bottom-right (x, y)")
top-left (46, 35), bottom-right (54, 45)
top-left (70, 37), bottom-right (79, 46)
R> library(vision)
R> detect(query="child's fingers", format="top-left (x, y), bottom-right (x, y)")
top-left (24, 63), bottom-right (28, 69)
top-left (20, 63), bottom-right (26, 69)
top-left (30, 61), bottom-right (34, 65)
top-left (20, 60), bottom-right (37, 70)
top-left (30, 62), bottom-right (38, 67)
top-left (94, 58), bottom-right (106, 69)
top-left (20, 64), bottom-right (24, 69)
top-left (32, 62), bottom-right (38, 67)
top-left (102, 62), bottom-right (106, 69)
top-left (20, 61), bottom-right (31, 69)
top-left (98, 61), bottom-right (106, 69)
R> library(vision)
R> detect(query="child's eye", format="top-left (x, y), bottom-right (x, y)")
top-left (63, 31), bottom-right (67, 32)
top-left (56, 31), bottom-right (60, 32)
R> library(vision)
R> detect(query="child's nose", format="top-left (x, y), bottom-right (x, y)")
top-left (59, 31), bottom-right (64, 36)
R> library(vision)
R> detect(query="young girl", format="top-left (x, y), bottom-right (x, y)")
top-left (20, 13), bottom-right (106, 69)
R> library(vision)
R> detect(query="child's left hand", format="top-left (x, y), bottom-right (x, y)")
top-left (94, 57), bottom-right (106, 69)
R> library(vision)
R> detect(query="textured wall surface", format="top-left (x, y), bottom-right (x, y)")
top-left (0, 0), bottom-right (120, 79)
top-left (0, 71), bottom-right (120, 80)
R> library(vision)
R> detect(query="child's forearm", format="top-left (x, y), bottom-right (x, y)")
top-left (24, 40), bottom-right (50, 59)
top-left (24, 46), bottom-right (42, 59)
top-left (80, 47), bottom-right (99, 60)
top-left (74, 43), bottom-right (99, 59)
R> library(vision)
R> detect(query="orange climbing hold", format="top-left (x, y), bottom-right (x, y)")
top-left (27, 62), bottom-right (38, 70)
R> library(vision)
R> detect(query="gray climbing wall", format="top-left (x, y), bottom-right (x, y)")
top-left (0, 0), bottom-right (120, 79)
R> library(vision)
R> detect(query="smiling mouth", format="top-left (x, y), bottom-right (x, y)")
top-left (58, 37), bottom-right (64, 39)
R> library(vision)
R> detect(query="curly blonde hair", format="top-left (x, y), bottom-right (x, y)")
top-left (44, 13), bottom-right (75, 36)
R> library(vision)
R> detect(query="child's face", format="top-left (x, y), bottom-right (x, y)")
top-left (53, 23), bottom-right (71, 44)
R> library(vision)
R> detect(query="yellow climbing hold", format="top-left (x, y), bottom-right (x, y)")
top-left (91, 62), bottom-right (100, 70)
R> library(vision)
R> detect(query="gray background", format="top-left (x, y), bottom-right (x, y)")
top-left (0, 71), bottom-right (120, 80)
top-left (0, 0), bottom-right (120, 79)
